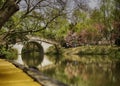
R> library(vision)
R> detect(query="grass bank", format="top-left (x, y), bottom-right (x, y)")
top-left (46, 45), bottom-right (120, 59)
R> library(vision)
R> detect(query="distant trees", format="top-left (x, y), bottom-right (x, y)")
top-left (60, 0), bottom-right (120, 47)
top-left (114, 0), bottom-right (120, 46)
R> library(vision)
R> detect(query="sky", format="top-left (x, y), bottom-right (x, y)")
top-left (88, 0), bottom-right (100, 9)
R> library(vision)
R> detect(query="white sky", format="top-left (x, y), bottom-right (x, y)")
top-left (89, 0), bottom-right (100, 9)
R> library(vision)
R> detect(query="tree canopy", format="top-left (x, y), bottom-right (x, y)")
top-left (0, 0), bottom-right (120, 48)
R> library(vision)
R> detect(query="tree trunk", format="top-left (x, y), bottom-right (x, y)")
top-left (0, 0), bottom-right (19, 29)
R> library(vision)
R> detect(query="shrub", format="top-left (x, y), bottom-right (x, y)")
top-left (0, 46), bottom-right (18, 60)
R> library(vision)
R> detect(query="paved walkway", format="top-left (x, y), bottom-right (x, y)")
top-left (0, 59), bottom-right (41, 86)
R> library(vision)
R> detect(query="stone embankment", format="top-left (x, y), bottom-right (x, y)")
top-left (9, 60), bottom-right (68, 86)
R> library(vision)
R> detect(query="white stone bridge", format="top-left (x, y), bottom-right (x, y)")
top-left (13, 36), bottom-right (58, 66)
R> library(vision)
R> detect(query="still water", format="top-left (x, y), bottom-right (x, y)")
top-left (42, 55), bottom-right (120, 86)
top-left (18, 54), bottom-right (120, 86)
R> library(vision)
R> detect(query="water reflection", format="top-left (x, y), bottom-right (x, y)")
top-left (14, 43), bottom-right (120, 86)
top-left (42, 55), bottom-right (120, 86)
top-left (16, 55), bottom-right (53, 67)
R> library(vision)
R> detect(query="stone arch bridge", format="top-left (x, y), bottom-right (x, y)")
top-left (13, 37), bottom-right (58, 66)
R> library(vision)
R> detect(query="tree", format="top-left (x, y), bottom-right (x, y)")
top-left (0, 0), bottom-right (20, 29)
top-left (113, 0), bottom-right (120, 46)
top-left (0, 0), bottom-right (90, 48)
top-left (0, 0), bottom-right (66, 45)
top-left (99, 0), bottom-right (114, 42)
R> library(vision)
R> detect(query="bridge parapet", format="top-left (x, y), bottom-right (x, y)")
top-left (28, 36), bottom-right (58, 45)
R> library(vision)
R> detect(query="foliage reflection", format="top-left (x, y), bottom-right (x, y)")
top-left (42, 55), bottom-right (120, 86)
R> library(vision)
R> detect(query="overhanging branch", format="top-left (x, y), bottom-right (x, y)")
top-left (2, 12), bottom-right (64, 40)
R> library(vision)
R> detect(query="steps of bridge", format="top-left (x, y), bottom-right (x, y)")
top-left (0, 59), bottom-right (41, 86)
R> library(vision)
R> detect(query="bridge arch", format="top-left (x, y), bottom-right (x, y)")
top-left (13, 40), bottom-right (54, 66)
top-left (21, 41), bottom-right (44, 67)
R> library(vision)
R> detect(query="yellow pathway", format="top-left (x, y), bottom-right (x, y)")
top-left (0, 59), bottom-right (41, 86)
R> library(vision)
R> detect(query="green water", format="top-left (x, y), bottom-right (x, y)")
top-left (42, 55), bottom-right (120, 86)
top-left (21, 53), bottom-right (120, 86)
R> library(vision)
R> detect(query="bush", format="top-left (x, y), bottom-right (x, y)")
top-left (0, 47), bottom-right (18, 60)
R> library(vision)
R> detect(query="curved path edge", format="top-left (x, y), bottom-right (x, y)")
top-left (9, 60), bottom-right (68, 86)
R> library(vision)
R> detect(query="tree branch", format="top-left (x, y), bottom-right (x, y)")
top-left (0, 0), bottom-right (19, 29)
top-left (2, 12), bottom-right (63, 40)
top-left (21, 0), bottom-right (44, 18)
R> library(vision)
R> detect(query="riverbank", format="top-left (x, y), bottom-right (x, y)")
top-left (65, 45), bottom-right (120, 55)
top-left (47, 45), bottom-right (120, 59)
top-left (8, 60), bottom-right (68, 86)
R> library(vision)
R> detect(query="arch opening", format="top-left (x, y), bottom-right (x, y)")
top-left (21, 41), bottom-right (44, 67)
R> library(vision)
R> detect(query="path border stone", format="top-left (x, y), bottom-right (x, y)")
top-left (9, 60), bottom-right (68, 86)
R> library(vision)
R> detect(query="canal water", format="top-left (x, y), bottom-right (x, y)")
top-left (41, 55), bottom-right (120, 86)
top-left (13, 43), bottom-right (120, 86)
top-left (16, 54), bottom-right (120, 86)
